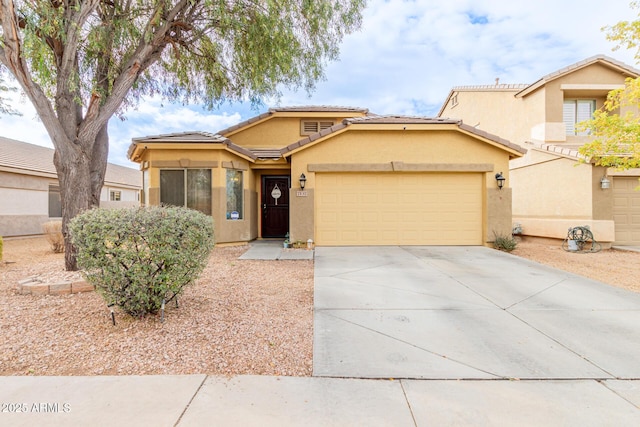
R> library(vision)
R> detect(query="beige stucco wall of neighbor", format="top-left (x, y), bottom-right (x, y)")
top-left (511, 151), bottom-right (615, 243)
top-left (288, 127), bottom-right (515, 245)
top-left (0, 171), bottom-right (55, 237)
top-left (441, 89), bottom-right (543, 147)
top-left (442, 63), bottom-right (631, 149)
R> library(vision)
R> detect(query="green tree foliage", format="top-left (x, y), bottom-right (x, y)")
top-left (0, 0), bottom-right (365, 270)
top-left (579, 1), bottom-right (640, 168)
top-left (69, 206), bottom-right (215, 317)
top-left (578, 78), bottom-right (640, 169)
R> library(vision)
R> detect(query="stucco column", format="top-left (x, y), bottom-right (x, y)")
top-left (487, 187), bottom-right (513, 241)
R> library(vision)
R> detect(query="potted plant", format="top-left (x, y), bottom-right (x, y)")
top-left (283, 233), bottom-right (291, 248)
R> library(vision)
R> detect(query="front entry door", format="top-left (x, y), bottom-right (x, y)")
top-left (262, 176), bottom-right (290, 238)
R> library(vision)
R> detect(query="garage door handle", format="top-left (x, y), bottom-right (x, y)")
top-left (263, 204), bottom-right (267, 218)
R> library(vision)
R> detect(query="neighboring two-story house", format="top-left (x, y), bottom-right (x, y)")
top-left (439, 55), bottom-right (640, 246)
top-left (0, 136), bottom-right (141, 237)
top-left (128, 106), bottom-right (525, 246)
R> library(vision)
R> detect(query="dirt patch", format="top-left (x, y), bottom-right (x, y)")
top-left (511, 238), bottom-right (640, 293)
top-left (0, 237), bottom-right (313, 376)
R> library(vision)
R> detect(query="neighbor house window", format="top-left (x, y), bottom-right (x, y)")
top-left (110, 190), bottom-right (121, 201)
top-left (563, 99), bottom-right (596, 136)
top-left (300, 120), bottom-right (334, 135)
top-left (226, 169), bottom-right (243, 220)
top-left (48, 184), bottom-right (62, 218)
top-left (160, 169), bottom-right (212, 215)
top-left (451, 93), bottom-right (458, 107)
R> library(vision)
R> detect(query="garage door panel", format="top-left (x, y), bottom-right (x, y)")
top-left (315, 172), bottom-right (482, 246)
top-left (613, 177), bottom-right (640, 245)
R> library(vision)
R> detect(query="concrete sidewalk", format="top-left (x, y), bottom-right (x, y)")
top-left (1, 375), bottom-right (638, 426)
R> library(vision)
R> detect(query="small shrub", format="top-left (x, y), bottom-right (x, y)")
top-left (42, 220), bottom-right (64, 253)
top-left (69, 206), bottom-right (215, 317)
top-left (493, 231), bottom-right (518, 252)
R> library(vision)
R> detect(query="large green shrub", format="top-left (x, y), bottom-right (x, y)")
top-left (69, 206), bottom-right (215, 317)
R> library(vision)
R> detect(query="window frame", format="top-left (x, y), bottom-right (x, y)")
top-left (563, 99), bottom-right (596, 136)
top-left (159, 168), bottom-right (212, 215)
top-left (109, 190), bottom-right (121, 201)
top-left (48, 184), bottom-right (62, 218)
top-left (225, 169), bottom-right (244, 220)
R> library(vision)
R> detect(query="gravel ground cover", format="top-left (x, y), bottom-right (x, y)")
top-left (0, 236), bottom-right (637, 376)
top-left (0, 238), bottom-right (313, 376)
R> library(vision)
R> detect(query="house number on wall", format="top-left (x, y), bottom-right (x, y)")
top-left (271, 184), bottom-right (282, 205)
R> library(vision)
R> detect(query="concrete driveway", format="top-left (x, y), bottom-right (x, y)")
top-left (313, 246), bottom-right (640, 380)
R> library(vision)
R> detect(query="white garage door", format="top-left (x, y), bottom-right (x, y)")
top-left (315, 172), bottom-right (483, 246)
top-left (613, 177), bottom-right (640, 245)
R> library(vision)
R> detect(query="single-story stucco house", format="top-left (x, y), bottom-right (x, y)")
top-left (0, 136), bottom-right (141, 237)
top-left (128, 106), bottom-right (525, 246)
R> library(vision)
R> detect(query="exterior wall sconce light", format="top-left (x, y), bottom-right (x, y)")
top-left (600, 176), bottom-right (611, 189)
top-left (299, 173), bottom-right (307, 190)
top-left (495, 172), bottom-right (506, 190)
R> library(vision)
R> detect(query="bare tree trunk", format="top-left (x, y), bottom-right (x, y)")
top-left (54, 146), bottom-right (92, 271)
top-left (90, 124), bottom-right (109, 207)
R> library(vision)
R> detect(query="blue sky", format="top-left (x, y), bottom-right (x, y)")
top-left (2, 0), bottom-right (639, 167)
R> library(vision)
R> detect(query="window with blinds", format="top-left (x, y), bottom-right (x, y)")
top-left (301, 120), bottom-right (334, 135)
top-left (563, 99), bottom-right (595, 136)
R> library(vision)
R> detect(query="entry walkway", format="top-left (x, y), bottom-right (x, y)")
top-left (238, 240), bottom-right (314, 260)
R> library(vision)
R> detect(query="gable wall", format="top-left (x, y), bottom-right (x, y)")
top-left (542, 63), bottom-right (628, 123)
top-left (228, 114), bottom-right (362, 148)
top-left (441, 90), bottom-right (536, 147)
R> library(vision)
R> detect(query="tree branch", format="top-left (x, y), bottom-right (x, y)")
top-left (0, 0), bottom-right (65, 146)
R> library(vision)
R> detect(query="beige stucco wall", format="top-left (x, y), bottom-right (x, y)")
top-left (136, 146), bottom-right (257, 244)
top-left (441, 62), bottom-right (631, 148)
top-left (289, 188), bottom-right (314, 244)
top-left (288, 127), bottom-right (515, 245)
top-left (511, 151), bottom-right (615, 242)
top-left (441, 89), bottom-right (542, 147)
top-left (227, 113), bottom-right (365, 149)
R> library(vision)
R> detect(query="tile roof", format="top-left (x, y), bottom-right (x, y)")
top-left (0, 136), bottom-right (140, 187)
top-left (438, 55), bottom-right (640, 116)
top-left (128, 131), bottom-right (256, 161)
top-left (217, 105), bottom-right (369, 136)
top-left (269, 105), bottom-right (368, 113)
top-left (516, 54), bottom-right (640, 97)
top-left (526, 141), bottom-right (588, 161)
top-left (281, 115), bottom-right (526, 156)
top-left (451, 84), bottom-right (529, 91)
top-left (250, 149), bottom-right (285, 160)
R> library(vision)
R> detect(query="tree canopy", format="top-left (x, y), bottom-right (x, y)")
top-left (579, 1), bottom-right (640, 168)
top-left (0, 0), bottom-right (365, 270)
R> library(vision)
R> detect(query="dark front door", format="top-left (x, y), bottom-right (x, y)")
top-left (262, 176), bottom-right (290, 238)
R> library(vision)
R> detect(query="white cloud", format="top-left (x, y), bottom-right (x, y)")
top-left (1, 0), bottom-right (639, 163)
